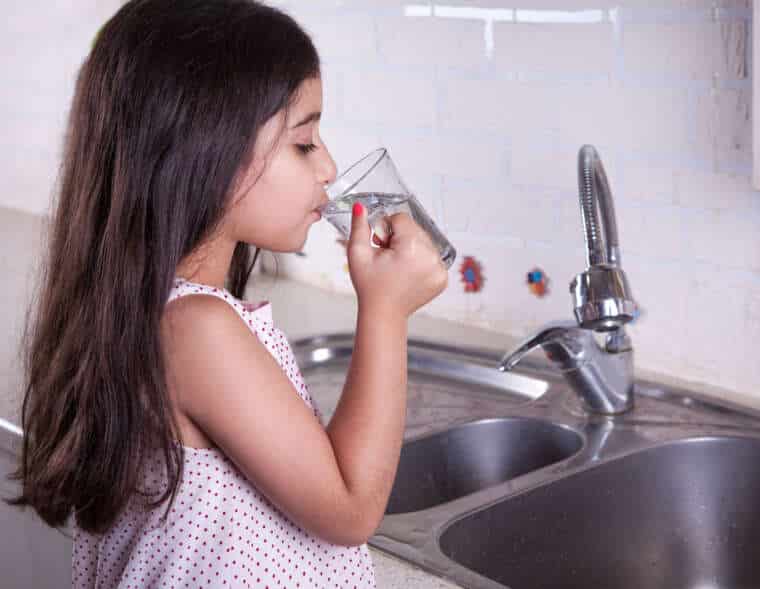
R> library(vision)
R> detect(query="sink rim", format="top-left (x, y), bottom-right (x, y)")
top-left (293, 332), bottom-right (760, 427)
top-left (398, 414), bottom-right (584, 446)
top-left (293, 332), bottom-right (557, 404)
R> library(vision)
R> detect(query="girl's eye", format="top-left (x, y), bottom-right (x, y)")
top-left (296, 143), bottom-right (318, 155)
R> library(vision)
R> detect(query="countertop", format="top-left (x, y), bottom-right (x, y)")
top-left (2, 204), bottom-right (758, 588)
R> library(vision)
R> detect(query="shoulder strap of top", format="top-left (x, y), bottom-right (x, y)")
top-left (168, 277), bottom-right (273, 326)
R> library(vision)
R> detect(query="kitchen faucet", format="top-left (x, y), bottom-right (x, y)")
top-left (498, 145), bottom-right (638, 415)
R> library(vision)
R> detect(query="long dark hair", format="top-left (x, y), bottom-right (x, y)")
top-left (7, 0), bottom-right (319, 534)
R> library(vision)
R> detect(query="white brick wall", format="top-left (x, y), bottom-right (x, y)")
top-left (0, 1), bottom-right (757, 400)
top-left (270, 0), bottom-right (760, 401)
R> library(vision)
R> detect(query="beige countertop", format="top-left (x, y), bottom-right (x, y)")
top-left (3, 204), bottom-right (759, 588)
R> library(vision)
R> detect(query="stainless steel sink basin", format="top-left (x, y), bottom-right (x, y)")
top-left (293, 334), bottom-right (760, 589)
top-left (440, 436), bottom-right (760, 589)
top-left (386, 417), bottom-right (582, 514)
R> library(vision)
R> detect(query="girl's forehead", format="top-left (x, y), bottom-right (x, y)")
top-left (287, 78), bottom-right (323, 126)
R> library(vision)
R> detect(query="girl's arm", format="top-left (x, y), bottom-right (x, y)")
top-left (163, 208), bottom-right (446, 546)
top-left (162, 294), bottom-right (407, 546)
top-left (325, 299), bottom-right (408, 537)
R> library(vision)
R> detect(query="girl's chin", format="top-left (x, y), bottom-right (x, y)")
top-left (266, 218), bottom-right (319, 253)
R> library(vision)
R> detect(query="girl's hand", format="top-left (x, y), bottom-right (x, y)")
top-left (346, 202), bottom-right (448, 318)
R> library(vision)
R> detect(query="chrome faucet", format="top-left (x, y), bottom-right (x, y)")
top-left (498, 145), bottom-right (639, 414)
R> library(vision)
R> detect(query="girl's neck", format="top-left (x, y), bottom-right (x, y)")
top-left (176, 232), bottom-right (238, 290)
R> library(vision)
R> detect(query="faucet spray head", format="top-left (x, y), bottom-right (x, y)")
top-left (570, 265), bottom-right (637, 331)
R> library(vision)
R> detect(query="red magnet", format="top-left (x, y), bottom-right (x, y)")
top-left (459, 256), bottom-right (485, 293)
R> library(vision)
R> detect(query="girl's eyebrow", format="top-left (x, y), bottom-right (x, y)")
top-left (289, 111), bottom-right (321, 129)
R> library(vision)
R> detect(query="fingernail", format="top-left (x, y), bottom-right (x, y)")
top-left (352, 202), bottom-right (363, 216)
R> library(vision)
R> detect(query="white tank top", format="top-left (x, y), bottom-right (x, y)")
top-left (71, 277), bottom-right (376, 588)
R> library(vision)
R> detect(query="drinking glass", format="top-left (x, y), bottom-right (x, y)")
top-left (319, 148), bottom-right (456, 269)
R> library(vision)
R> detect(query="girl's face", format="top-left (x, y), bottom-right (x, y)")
top-left (227, 77), bottom-right (337, 252)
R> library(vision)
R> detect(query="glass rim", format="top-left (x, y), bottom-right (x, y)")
top-left (326, 147), bottom-right (388, 200)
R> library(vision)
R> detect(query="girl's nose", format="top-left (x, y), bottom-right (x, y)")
top-left (317, 144), bottom-right (338, 186)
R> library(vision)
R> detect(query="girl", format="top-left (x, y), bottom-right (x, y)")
top-left (8, 0), bottom-right (448, 587)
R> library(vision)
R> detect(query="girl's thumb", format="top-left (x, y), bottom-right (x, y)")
top-left (348, 201), bottom-right (371, 247)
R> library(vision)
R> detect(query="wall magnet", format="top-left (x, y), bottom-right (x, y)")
top-left (527, 267), bottom-right (549, 297)
top-left (459, 256), bottom-right (485, 293)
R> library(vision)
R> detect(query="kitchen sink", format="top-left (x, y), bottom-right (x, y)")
top-left (294, 334), bottom-right (760, 589)
top-left (386, 417), bottom-right (582, 514)
top-left (440, 436), bottom-right (760, 589)
top-left (3, 334), bottom-right (760, 589)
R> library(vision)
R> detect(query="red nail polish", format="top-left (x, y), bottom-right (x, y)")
top-left (352, 202), bottom-right (363, 216)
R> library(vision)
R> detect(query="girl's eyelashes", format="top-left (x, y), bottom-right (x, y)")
top-left (296, 143), bottom-right (318, 155)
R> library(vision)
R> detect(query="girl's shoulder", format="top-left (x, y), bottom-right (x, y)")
top-left (160, 278), bottom-right (287, 449)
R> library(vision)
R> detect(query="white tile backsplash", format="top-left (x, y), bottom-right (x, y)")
top-left (492, 22), bottom-right (616, 76)
top-left (674, 166), bottom-right (753, 209)
top-left (622, 20), bottom-right (748, 81)
top-left (342, 68), bottom-right (439, 130)
top-left (1, 1), bottom-right (758, 400)
top-left (377, 15), bottom-right (485, 68)
top-left (269, 1), bottom-right (760, 400)
top-left (713, 86), bottom-right (753, 171)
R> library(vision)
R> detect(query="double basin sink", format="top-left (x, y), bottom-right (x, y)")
top-left (295, 334), bottom-right (760, 589)
top-left (2, 332), bottom-right (759, 589)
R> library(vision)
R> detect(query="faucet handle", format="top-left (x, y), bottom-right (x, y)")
top-left (498, 322), bottom-right (635, 414)
top-left (497, 320), bottom-right (592, 372)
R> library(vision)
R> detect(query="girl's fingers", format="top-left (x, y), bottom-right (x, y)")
top-left (370, 217), bottom-right (392, 248)
top-left (372, 233), bottom-right (389, 247)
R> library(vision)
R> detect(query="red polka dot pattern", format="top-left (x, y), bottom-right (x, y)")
top-left (71, 278), bottom-right (376, 588)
